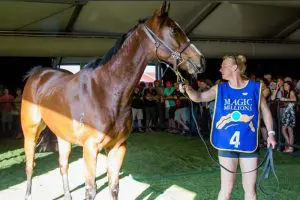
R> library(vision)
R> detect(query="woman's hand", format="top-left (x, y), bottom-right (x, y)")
top-left (267, 135), bottom-right (277, 149)
top-left (179, 83), bottom-right (185, 93)
top-left (179, 83), bottom-right (192, 93)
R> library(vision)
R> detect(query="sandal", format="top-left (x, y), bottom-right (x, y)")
top-left (286, 147), bottom-right (294, 153)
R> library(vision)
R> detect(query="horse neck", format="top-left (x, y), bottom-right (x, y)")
top-left (95, 27), bottom-right (153, 93)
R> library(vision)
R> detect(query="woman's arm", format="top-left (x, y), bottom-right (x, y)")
top-left (181, 84), bottom-right (217, 103)
top-left (281, 91), bottom-right (297, 101)
top-left (261, 95), bottom-right (277, 149)
top-left (262, 88), bottom-right (270, 98)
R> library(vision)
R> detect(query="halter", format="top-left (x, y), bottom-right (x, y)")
top-left (142, 24), bottom-right (202, 82)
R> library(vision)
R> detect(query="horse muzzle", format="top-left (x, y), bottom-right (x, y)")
top-left (188, 55), bottom-right (206, 74)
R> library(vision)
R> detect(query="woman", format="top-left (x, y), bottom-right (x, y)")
top-left (143, 82), bottom-right (158, 132)
top-left (0, 88), bottom-right (14, 137)
top-left (180, 55), bottom-right (277, 200)
top-left (280, 81), bottom-right (296, 152)
top-left (14, 88), bottom-right (23, 139)
top-left (162, 81), bottom-right (176, 132)
top-left (270, 77), bottom-right (284, 101)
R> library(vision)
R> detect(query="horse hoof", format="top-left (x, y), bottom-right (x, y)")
top-left (64, 194), bottom-right (72, 200)
top-left (25, 195), bottom-right (32, 200)
top-left (85, 188), bottom-right (96, 200)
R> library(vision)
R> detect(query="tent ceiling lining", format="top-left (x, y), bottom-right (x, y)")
top-left (1, 0), bottom-right (300, 58)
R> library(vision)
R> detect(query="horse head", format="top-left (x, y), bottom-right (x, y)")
top-left (143, 0), bottom-right (206, 77)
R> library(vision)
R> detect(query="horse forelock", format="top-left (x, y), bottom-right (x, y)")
top-left (84, 17), bottom-right (150, 70)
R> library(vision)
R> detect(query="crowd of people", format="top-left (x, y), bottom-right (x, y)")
top-left (0, 66), bottom-right (299, 155)
top-left (0, 85), bottom-right (23, 139)
top-left (131, 65), bottom-right (300, 153)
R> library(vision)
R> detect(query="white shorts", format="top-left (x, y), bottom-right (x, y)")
top-left (132, 108), bottom-right (143, 120)
top-left (175, 107), bottom-right (190, 122)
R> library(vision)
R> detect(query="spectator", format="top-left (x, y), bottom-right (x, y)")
top-left (263, 73), bottom-right (272, 83)
top-left (143, 82), bottom-right (158, 132)
top-left (14, 88), bottom-right (23, 139)
top-left (197, 79), bottom-right (211, 133)
top-left (154, 80), bottom-right (165, 130)
top-left (271, 77), bottom-right (284, 101)
top-left (0, 88), bottom-right (15, 137)
top-left (162, 81), bottom-right (176, 132)
top-left (173, 82), bottom-right (190, 135)
top-left (280, 81), bottom-right (296, 152)
top-left (132, 86), bottom-right (144, 132)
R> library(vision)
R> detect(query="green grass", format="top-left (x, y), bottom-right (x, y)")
top-left (1, 133), bottom-right (300, 200)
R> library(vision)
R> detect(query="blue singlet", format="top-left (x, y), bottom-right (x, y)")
top-left (210, 80), bottom-right (261, 153)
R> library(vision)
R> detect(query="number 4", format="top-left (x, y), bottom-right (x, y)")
top-left (230, 131), bottom-right (240, 148)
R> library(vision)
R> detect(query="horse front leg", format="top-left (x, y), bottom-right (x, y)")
top-left (57, 137), bottom-right (72, 200)
top-left (83, 140), bottom-right (98, 200)
top-left (107, 142), bottom-right (127, 200)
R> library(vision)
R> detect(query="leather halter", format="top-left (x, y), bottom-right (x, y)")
top-left (142, 24), bottom-right (202, 77)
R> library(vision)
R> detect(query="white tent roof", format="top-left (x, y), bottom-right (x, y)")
top-left (1, 0), bottom-right (300, 58)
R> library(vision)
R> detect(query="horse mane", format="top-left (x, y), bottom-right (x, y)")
top-left (23, 66), bottom-right (44, 81)
top-left (84, 17), bottom-right (149, 69)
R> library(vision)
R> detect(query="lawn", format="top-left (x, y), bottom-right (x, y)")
top-left (0, 133), bottom-right (299, 200)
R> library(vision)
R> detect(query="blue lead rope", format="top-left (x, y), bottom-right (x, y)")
top-left (258, 147), bottom-right (279, 197)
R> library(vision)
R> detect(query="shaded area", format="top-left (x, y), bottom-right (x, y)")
top-left (0, 133), bottom-right (300, 199)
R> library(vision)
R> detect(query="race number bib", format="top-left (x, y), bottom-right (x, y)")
top-left (210, 81), bottom-right (261, 153)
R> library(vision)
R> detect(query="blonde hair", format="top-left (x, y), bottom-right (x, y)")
top-left (223, 54), bottom-right (247, 78)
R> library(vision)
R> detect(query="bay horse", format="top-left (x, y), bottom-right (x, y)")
top-left (21, 1), bottom-right (206, 200)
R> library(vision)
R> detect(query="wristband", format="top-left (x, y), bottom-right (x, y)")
top-left (268, 131), bottom-right (275, 136)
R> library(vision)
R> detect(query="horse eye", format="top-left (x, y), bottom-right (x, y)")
top-left (170, 27), bottom-right (179, 34)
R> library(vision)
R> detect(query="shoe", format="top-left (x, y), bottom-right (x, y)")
top-left (181, 130), bottom-right (189, 136)
top-left (146, 128), bottom-right (153, 132)
top-left (166, 129), bottom-right (173, 133)
top-left (170, 129), bottom-right (178, 134)
top-left (148, 128), bottom-right (154, 132)
top-left (138, 128), bottom-right (144, 133)
top-left (286, 147), bottom-right (294, 153)
top-left (283, 147), bottom-right (294, 153)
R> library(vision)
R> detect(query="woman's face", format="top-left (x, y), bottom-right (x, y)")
top-left (277, 78), bottom-right (283, 87)
top-left (220, 58), bottom-right (235, 80)
top-left (166, 82), bottom-right (172, 88)
top-left (173, 83), bottom-right (179, 89)
top-left (284, 83), bottom-right (290, 91)
top-left (270, 82), bottom-right (277, 91)
top-left (16, 89), bottom-right (22, 95)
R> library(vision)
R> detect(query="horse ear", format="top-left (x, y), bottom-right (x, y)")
top-left (156, 0), bottom-right (170, 17)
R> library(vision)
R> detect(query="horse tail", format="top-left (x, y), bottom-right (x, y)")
top-left (23, 65), bottom-right (44, 81)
